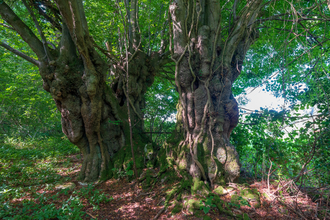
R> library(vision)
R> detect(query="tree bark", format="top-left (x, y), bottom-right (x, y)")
top-left (169, 0), bottom-right (263, 185)
top-left (0, 0), bottom-right (167, 182)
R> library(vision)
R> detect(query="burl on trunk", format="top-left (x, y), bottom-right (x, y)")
top-left (168, 0), bottom-right (263, 186)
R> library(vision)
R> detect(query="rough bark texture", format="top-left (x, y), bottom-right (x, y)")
top-left (111, 51), bottom-right (163, 130)
top-left (169, 0), bottom-right (263, 185)
top-left (0, 0), bottom-right (166, 182)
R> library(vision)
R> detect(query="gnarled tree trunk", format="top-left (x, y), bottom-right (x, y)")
top-left (0, 0), bottom-right (168, 182)
top-left (169, 0), bottom-right (263, 185)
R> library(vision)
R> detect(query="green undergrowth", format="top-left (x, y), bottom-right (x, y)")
top-left (0, 136), bottom-right (103, 219)
top-left (0, 183), bottom-right (113, 219)
top-left (0, 136), bottom-right (79, 187)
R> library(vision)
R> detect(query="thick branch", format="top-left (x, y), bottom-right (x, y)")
top-left (31, 2), bottom-right (62, 31)
top-left (55, 0), bottom-right (93, 66)
top-left (22, 0), bottom-right (53, 61)
top-left (159, 53), bottom-right (172, 67)
top-left (223, 0), bottom-right (264, 65)
top-left (159, 19), bottom-right (169, 55)
top-left (0, 41), bottom-right (40, 66)
top-left (233, 0), bottom-right (238, 20)
top-left (92, 37), bottom-right (118, 62)
top-left (0, 22), bottom-right (14, 30)
top-left (0, 1), bottom-right (45, 59)
top-left (130, 0), bottom-right (140, 50)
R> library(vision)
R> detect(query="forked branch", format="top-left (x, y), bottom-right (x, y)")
top-left (0, 1), bottom-right (45, 59)
top-left (22, 0), bottom-right (53, 62)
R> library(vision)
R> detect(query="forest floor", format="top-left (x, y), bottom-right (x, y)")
top-left (1, 141), bottom-right (329, 219)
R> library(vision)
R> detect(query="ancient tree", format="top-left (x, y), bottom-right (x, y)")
top-left (166, 0), bottom-right (330, 186)
top-left (0, 0), bottom-right (170, 182)
top-left (2, 0), bottom-right (327, 186)
top-left (168, 0), bottom-right (263, 185)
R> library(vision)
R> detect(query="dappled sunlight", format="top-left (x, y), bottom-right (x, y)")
top-left (1, 137), bottom-right (329, 219)
top-left (1, 0), bottom-right (329, 219)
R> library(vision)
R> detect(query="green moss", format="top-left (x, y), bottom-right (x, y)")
top-left (202, 136), bottom-right (209, 154)
top-left (108, 128), bottom-right (152, 180)
top-left (241, 188), bottom-right (259, 198)
top-left (141, 169), bottom-right (158, 189)
top-left (178, 158), bottom-right (187, 170)
top-left (186, 199), bottom-right (201, 213)
top-left (241, 188), bottom-right (261, 208)
top-left (113, 146), bottom-right (126, 174)
top-left (231, 194), bottom-right (240, 204)
top-left (181, 179), bottom-right (191, 190)
top-left (209, 154), bottom-right (226, 185)
top-left (214, 186), bottom-right (225, 195)
top-left (191, 177), bottom-right (210, 196)
top-left (191, 177), bottom-right (203, 195)
top-left (203, 216), bottom-right (212, 220)
top-left (156, 146), bottom-right (168, 171)
top-left (100, 160), bottom-right (114, 180)
top-left (165, 185), bottom-right (179, 207)
top-left (262, 192), bottom-right (271, 200)
top-left (171, 202), bottom-right (183, 214)
top-left (197, 136), bottom-right (208, 177)
top-left (146, 160), bottom-right (154, 168)
top-left (144, 143), bottom-right (153, 158)
top-left (135, 155), bottom-right (145, 169)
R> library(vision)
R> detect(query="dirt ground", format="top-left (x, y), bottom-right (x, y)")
top-left (65, 155), bottom-right (329, 220)
top-left (8, 154), bottom-right (330, 219)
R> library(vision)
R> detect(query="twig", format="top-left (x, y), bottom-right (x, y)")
top-left (0, 22), bottom-right (14, 30)
top-left (274, 180), bottom-right (293, 194)
top-left (153, 207), bottom-right (165, 220)
top-left (315, 203), bottom-right (319, 220)
top-left (86, 211), bottom-right (97, 219)
top-left (122, 85), bottom-right (143, 121)
top-left (268, 158), bottom-right (273, 191)
top-left (157, 198), bottom-right (165, 206)
top-left (93, 180), bottom-right (105, 187)
top-left (325, 192), bottom-right (330, 220)
top-left (136, 192), bottom-right (153, 198)
top-left (277, 198), bottom-right (308, 220)
top-left (295, 115), bottom-right (318, 183)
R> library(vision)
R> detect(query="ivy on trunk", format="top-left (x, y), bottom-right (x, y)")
top-left (169, 0), bottom-right (263, 185)
top-left (0, 0), bottom-right (170, 182)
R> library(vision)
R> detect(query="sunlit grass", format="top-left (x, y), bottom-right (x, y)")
top-left (0, 136), bottom-right (79, 187)
top-left (0, 136), bottom-right (114, 219)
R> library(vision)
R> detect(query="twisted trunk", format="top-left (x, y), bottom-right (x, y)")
top-left (169, 0), bottom-right (263, 185)
top-left (0, 0), bottom-right (164, 182)
top-left (40, 31), bottom-right (161, 182)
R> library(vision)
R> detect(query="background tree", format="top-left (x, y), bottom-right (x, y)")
top-left (232, 0), bottom-right (330, 187)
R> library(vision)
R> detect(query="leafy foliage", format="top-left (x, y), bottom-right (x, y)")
top-left (0, 0), bottom-right (330, 218)
top-left (0, 136), bottom-right (114, 219)
top-left (199, 196), bottom-right (216, 214)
